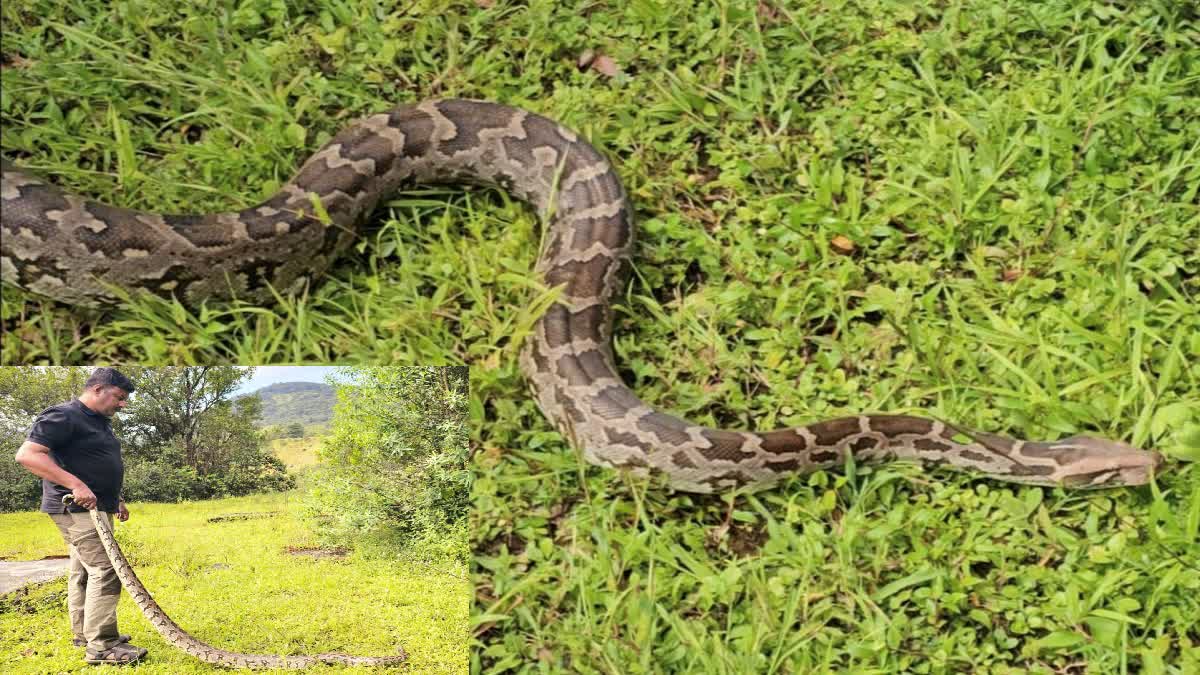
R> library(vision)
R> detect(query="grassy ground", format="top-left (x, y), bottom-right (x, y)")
top-left (0, 492), bottom-right (468, 674)
top-left (270, 436), bottom-right (321, 470)
top-left (1, 0), bottom-right (1198, 673)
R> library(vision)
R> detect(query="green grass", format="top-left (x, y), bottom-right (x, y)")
top-left (1, 0), bottom-right (1198, 673)
top-left (0, 492), bottom-right (467, 674)
top-left (0, 509), bottom-right (62, 560)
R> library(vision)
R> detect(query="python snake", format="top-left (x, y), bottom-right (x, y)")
top-left (2, 98), bottom-right (1161, 487)
top-left (62, 496), bottom-right (406, 669)
top-left (6, 98), bottom-right (1162, 668)
top-left (2, 99), bottom-right (1162, 491)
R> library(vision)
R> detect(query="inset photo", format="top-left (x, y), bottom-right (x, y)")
top-left (1, 365), bottom-right (468, 673)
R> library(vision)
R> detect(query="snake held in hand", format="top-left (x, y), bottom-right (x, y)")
top-left (4, 99), bottom-right (1162, 496)
top-left (61, 496), bottom-right (406, 669)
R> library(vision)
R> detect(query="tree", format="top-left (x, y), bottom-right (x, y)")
top-left (285, 422), bottom-right (305, 439)
top-left (305, 366), bottom-right (469, 559)
top-left (116, 367), bottom-right (294, 500)
top-left (117, 367), bottom-right (249, 466)
top-left (1, 366), bottom-right (294, 510)
top-left (0, 367), bottom-right (93, 511)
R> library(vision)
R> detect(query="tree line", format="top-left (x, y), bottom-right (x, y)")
top-left (0, 367), bottom-right (291, 510)
top-left (1, 366), bottom-right (469, 561)
top-left (304, 366), bottom-right (470, 560)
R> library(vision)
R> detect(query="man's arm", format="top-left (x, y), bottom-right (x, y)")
top-left (14, 440), bottom-right (97, 509)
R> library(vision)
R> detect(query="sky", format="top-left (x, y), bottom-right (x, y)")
top-left (232, 366), bottom-right (346, 396)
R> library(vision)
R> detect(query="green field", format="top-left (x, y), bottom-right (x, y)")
top-left (1, 1), bottom-right (1198, 673)
top-left (0, 493), bottom-right (467, 674)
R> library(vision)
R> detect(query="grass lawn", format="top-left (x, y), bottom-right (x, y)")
top-left (1, 1), bottom-right (1198, 673)
top-left (0, 492), bottom-right (468, 674)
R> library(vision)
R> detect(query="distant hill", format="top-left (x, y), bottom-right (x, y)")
top-left (244, 382), bottom-right (337, 429)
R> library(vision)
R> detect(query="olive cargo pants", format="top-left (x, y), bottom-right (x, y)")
top-left (49, 511), bottom-right (123, 653)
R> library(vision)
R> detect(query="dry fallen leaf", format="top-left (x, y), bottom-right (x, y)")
top-left (590, 54), bottom-right (621, 78)
top-left (757, 1), bottom-right (781, 22)
top-left (830, 235), bottom-right (856, 254)
top-left (1, 54), bottom-right (32, 70)
top-left (1001, 268), bottom-right (1025, 282)
top-left (478, 445), bottom-right (503, 468)
top-left (578, 49), bottom-right (620, 77)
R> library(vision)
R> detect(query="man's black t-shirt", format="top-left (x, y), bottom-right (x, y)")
top-left (27, 399), bottom-right (123, 514)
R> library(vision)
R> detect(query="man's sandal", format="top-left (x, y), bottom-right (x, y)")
top-left (84, 642), bottom-right (147, 665)
top-left (74, 634), bottom-right (131, 648)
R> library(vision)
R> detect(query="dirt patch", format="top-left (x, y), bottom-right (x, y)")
top-left (285, 546), bottom-right (349, 559)
top-left (206, 511), bottom-right (282, 523)
top-left (1, 584), bottom-right (65, 614)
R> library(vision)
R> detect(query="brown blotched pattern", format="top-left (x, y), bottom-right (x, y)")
top-left (3, 99), bottom-right (1163, 501)
top-left (3, 97), bottom-right (1167, 664)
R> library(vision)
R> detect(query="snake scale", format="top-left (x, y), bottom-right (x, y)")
top-left (62, 496), bottom-right (407, 669)
top-left (2, 99), bottom-right (1163, 490)
top-left (3, 98), bottom-right (1162, 664)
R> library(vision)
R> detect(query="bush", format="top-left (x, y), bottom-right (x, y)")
top-left (303, 367), bottom-right (469, 562)
top-left (0, 457), bottom-right (43, 512)
top-left (123, 443), bottom-right (295, 502)
top-left (123, 462), bottom-right (201, 502)
top-left (202, 451), bottom-right (294, 497)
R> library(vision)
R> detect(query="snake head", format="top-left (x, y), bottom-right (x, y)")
top-left (1043, 435), bottom-right (1164, 488)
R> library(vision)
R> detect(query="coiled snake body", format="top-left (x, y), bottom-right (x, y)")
top-left (4, 99), bottom-right (1162, 665)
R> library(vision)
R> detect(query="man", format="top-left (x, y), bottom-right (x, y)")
top-left (14, 368), bottom-right (148, 666)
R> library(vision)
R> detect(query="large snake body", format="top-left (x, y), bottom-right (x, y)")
top-left (2, 99), bottom-right (1163, 491)
top-left (2, 97), bottom-right (1161, 662)
top-left (62, 496), bottom-right (407, 669)
top-left (4, 98), bottom-right (1163, 664)
top-left (2, 98), bottom-right (1161, 658)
